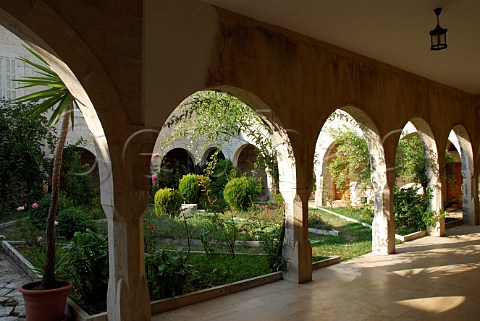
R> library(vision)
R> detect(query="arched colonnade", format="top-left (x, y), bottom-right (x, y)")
top-left (0, 1), bottom-right (478, 320)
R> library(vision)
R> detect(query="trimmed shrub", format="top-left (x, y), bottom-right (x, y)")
top-left (178, 174), bottom-right (202, 204)
top-left (223, 176), bottom-right (262, 210)
top-left (56, 206), bottom-right (96, 240)
top-left (154, 188), bottom-right (183, 217)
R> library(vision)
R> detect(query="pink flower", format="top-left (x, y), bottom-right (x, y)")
top-left (152, 175), bottom-right (157, 183)
top-left (16, 205), bottom-right (24, 211)
top-left (31, 202), bottom-right (38, 209)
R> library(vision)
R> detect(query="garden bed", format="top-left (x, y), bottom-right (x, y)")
top-left (2, 239), bottom-right (339, 320)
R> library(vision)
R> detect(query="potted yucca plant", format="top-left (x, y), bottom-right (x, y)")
top-left (14, 46), bottom-right (77, 321)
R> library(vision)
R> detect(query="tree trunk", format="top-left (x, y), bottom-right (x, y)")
top-left (41, 104), bottom-right (72, 290)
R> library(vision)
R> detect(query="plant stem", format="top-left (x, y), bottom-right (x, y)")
top-left (42, 104), bottom-right (72, 289)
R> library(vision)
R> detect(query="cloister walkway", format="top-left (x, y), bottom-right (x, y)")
top-left (154, 225), bottom-right (480, 321)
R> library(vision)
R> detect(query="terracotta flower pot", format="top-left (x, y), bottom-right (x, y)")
top-left (19, 281), bottom-right (72, 321)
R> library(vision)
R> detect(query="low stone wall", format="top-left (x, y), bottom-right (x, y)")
top-left (394, 231), bottom-right (427, 242)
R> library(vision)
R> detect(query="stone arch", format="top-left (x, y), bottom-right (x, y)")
top-left (396, 118), bottom-right (443, 236)
top-left (448, 125), bottom-right (476, 224)
top-left (186, 86), bottom-right (298, 203)
top-left (408, 119), bottom-right (442, 211)
top-left (314, 110), bottom-right (374, 208)
top-left (167, 84), bottom-right (309, 282)
top-left (184, 85), bottom-right (309, 282)
top-left (234, 143), bottom-right (268, 196)
top-left (322, 107), bottom-right (390, 254)
top-left (314, 132), bottom-right (336, 207)
top-left (0, 7), bottom-right (150, 320)
top-left (233, 143), bottom-right (258, 171)
top-left (232, 142), bottom-right (249, 167)
top-left (201, 147), bottom-right (225, 166)
top-left (160, 148), bottom-right (195, 175)
top-left (0, 6), bottom-right (116, 214)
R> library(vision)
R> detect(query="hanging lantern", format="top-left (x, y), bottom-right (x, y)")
top-left (429, 7), bottom-right (447, 51)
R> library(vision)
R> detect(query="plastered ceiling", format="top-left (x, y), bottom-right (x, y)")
top-left (204, 0), bottom-right (480, 94)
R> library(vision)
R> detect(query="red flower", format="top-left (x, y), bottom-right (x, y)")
top-left (150, 224), bottom-right (155, 229)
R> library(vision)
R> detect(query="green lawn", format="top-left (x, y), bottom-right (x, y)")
top-left (320, 206), bottom-right (423, 236)
top-left (322, 206), bottom-right (373, 225)
top-left (309, 208), bottom-right (372, 261)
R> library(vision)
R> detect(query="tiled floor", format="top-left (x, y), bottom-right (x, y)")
top-left (154, 225), bottom-right (480, 321)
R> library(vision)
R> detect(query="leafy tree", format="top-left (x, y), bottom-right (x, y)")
top-left (14, 47), bottom-right (80, 290)
top-left (162, 91), bottom-right (278, 186)
top-left (327, 127), bottom-right (370, 193)
top-left (395, 134), bottom-right (436, 193)
top-left (0, 100), bottom-right (55, 213)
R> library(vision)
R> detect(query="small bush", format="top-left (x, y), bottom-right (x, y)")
top-left (145, 249), bottom-right (196, 300)
top-left (56, 206), bottom-right (96, 240)
top-left (30, 194), bottom-right (74, 230)
top-left (393, 187), bottom-right (431, 231)
top-left (154, 188), bottom-right (183, 217)
top-left (63, 229), bottom-right (108, 308)
top-left (178, 174), bottom-right (202, 204)
top-left (259, 225), bottom-right (286, 272)
top-left (223, 176), bottom-right (262, 210)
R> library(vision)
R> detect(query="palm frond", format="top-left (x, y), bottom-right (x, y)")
top-left (14, 46), bottom-right (76, 126)
top-left (14, 88), bottom-right (65, 103)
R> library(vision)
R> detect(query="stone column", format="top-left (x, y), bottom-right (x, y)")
top-left (472, 176), bottom-right (480, 225)
top-left (282, 189), bottom-right (312, 283)
top-left (366, 129), bottom-right (395, 255)
top-left (105, 138), bottom-right (152, 321)
top-left (274, 128), bottom-right (312, 284)
top-left (371, 174), bottom-right (395, 254)
top-left (461, 152), bottom-right (476, 225)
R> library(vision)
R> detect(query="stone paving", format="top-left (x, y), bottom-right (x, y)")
top-left (155, 225), bottom-right (480, 321)
top-left (0, 250), bottom-right (29, 321)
